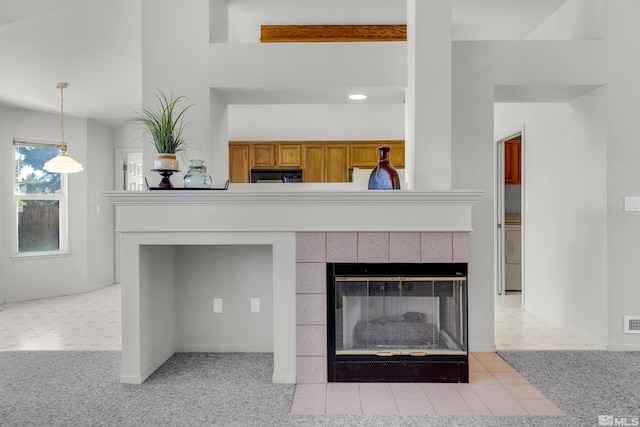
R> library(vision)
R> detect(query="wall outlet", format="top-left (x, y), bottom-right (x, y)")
top-left (624, 197), bottom-right (640, 212)
top-left (251, 298), bottom-right (260, 313)
top-left (213, 298), bottom-right (223, 313)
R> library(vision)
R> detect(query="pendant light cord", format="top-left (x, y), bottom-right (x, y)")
top-left (60, 85), bottom-right (64, 145)
top-left (43, 82), bottom-right (83, 173)
top-left (56, 82), bottom-right (68, 155)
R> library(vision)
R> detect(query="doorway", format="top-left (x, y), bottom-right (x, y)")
top-left (114, 148), bottom-right (143, 191)
top-left (495, 132), bottom-right (523, 300)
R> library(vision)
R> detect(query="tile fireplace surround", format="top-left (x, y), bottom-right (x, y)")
top-left (296, 231), bottom-right (470, 384)
top-left (105, 187), bottom-right (483, 384)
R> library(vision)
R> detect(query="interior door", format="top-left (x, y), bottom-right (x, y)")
top-left (496, 130), bottom-right (525, 303)
top-left (115, 149), bottom-right (143, 191)
top-left (496, 140), bottom-right (506, 295)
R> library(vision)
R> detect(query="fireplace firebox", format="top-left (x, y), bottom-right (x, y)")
top-left (327, 263), bottom-right (468, 383)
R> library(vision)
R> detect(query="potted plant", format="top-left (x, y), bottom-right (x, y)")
top-left (133, 90), bottom-right (194, 171)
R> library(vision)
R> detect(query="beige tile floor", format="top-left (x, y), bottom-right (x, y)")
top-left (0, 285), bottom-right (589, 417)
top-left (495, 291), bottom-right (593, 350)
top-left (290, 291), bottom-right (592, 416)
top-left (290, 352), bottom-right (564, 416)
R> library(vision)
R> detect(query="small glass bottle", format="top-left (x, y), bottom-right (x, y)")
top-left (183, 160), bottom-right (212, 189)
top-left (368, 146), bottom-right (400, 190)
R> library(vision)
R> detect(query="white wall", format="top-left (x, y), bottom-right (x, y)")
top-left (228, 104), bottom-right (404, 141)
top-left (607, 0), bottom-right (640, 350)
top-left (141, 0), bottom-right (406, 183)
top-left (452, 43), bottom-right (497, 352)
top-left (527, 0), bottom-right (606, 40)
top-left (0, 107), bottom-right (87, 302)
top-left (87, 121), bottom-right (116, 290)
top-left (175, 245), bottom-right (274, 352)
top-left (495, 89), bottom-right (608, 347)
top-left (0, 106), bottom-right (116, 303)
top-left (114, 123), bottom-right (144, 151)
top-left (452, 38), bottom-right (607, 351)
top-left (226, 0), bottom-right (406, 44)
top-left (0, 109), bottom-right (6, 303)
top-left (141, 0), bottom-right (213, 183)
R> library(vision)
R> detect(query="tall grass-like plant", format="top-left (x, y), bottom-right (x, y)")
top-left (133, 90), bottom-right (194, 154)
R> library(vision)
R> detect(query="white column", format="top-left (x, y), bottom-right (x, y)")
top-left (406, 0), bottom-right (452, 190)
top-left (271, 233), bottom-right (297, 383)
top-left (209, 0), bottom-right (229, 43)
top-left (210, 89), bottom-right (229, 183)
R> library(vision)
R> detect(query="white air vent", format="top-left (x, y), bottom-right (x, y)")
top-left (624, 316), bottom-right (640, 334)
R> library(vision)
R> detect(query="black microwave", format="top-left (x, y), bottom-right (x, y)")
top-left (250, 169), bottom-right (303, 183)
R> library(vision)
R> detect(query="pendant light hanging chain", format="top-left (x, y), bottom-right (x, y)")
top-left (60, 85), bottom-right (64, 145)
top-left (56, 82), bottom-right (68, 154)
top-left (43, 81), bottom-right (83, 173)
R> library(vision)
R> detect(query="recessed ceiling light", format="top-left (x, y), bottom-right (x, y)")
top-left (348, 94), bottom-right (367, 100)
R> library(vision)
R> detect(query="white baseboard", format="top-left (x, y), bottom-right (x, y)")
top-left (175, 345), bottom-right (273, 353)
top-left (85, 281), bottom-right (118, 293)
top-left (121, 347), bottom-right (176, 384)
top-left (272, 374), bottom-right (296, 384)
top-left (119, 374), bottom-right (144, 384)
top-left (607, 345), bottom-right (640, 351)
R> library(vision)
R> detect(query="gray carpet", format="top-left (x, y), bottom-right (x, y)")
top-left (0, 351), bottom-right (638, 426)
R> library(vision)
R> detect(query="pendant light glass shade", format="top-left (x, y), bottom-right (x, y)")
top-left (43, 146), bottom-right (84, 173)
top-left (43, 82), bottom-right (83, 174)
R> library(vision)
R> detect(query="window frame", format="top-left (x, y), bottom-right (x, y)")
top-left (12, 139), bottom-right (69, 258)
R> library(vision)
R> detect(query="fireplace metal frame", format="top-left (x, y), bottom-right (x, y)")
top-left (327, 263), bottom-right (469, 383)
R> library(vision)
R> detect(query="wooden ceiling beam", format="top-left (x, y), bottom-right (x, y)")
top-left (260, 24), bottom-right (407, 43)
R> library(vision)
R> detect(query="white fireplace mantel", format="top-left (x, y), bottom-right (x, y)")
top-left (104, 187), bottom-right (483, 385)
top-left (106, 187), bottom-right (485, 233)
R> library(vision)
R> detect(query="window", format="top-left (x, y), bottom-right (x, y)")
top-left (13, 139), bottom-right (68, 256)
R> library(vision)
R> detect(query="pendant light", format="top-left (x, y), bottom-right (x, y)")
top-left (43, 82), bottom-right (83, 173)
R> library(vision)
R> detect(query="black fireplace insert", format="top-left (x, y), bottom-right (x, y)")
top-left (327, 263), bottom-right (468, 383)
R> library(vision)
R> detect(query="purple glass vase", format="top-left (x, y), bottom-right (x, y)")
top-left (368, 146), bottom-right (400, 190)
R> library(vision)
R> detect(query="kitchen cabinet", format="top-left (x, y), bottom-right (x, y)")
top-left (228, 144), bottom-right (250, 183)
top-left (228, 141), bottom-right (403, 183)
top-left (303, 144), bottom-right (349, 182)
top-left (303, 145), bottom-right (325, 182)
top-left (251, 144), bottom-right (276, 167)
top-left (350, 142), bottom-right (405, 169)
top-left (505, 139), bottom-right (521, 185)
top-left (325, 144), bottom-right (349, 182)
top-left (277, 144), bottom-right (302, 167)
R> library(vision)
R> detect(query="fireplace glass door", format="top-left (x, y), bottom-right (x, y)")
top-left (334, 277), bottom-right (466, 356)
top-left (327, 263), bottom-right (468, 382)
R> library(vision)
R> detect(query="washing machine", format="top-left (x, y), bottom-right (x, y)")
top-left (505, 215), bottom-right (522, 291)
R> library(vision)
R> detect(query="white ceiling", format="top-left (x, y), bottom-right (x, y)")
top-left (0, 0), bottom-right (568, 126)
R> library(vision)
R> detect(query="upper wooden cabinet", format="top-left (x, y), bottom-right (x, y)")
top-left (251, 144), bottom-right (276, 168)
top-left (228, 140), bottom-right (404, 183)
top-left (302, 145), bottom-right (326, 183)
top-left (229, 144), bottom-right (250, 183)
top-left (302, 144), bottom-right (349, 183)
top-left (350, 142), bottom-right (404, 169)
top-left (325, 144), bottom-right (349, 182)
top-left (505, 138), bottom-right (521, 185)
top-left (277, 144), bottom-right (302, 167)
